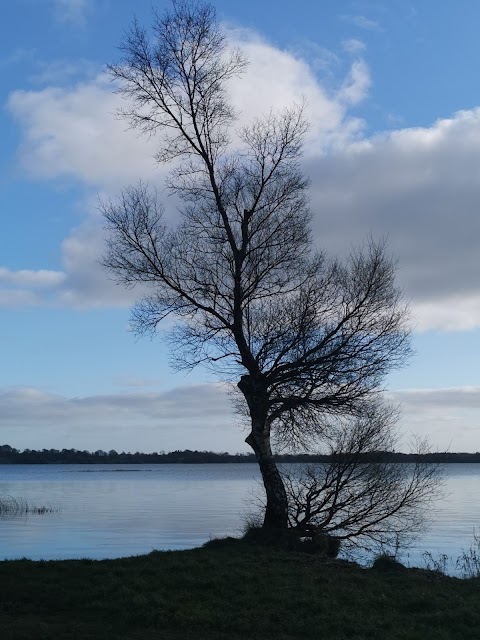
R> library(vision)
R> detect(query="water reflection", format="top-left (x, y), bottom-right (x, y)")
top-left (0, 463), bottom-right (478, 574)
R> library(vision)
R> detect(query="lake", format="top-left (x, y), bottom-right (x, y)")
top-left (0, 463), bottom-right (479, 573)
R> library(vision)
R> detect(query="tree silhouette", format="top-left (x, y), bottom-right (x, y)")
top-left (103, 0), bottom-right (412, 530)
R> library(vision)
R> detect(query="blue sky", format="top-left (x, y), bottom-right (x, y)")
top-left (2, 0), bottom-right (480, 453)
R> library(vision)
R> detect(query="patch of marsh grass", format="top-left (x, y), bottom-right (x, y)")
top-left (456, 529), bottom-right (480, 578)
top-left (0, 495), bottom-right (58, 517)
top-left (422, 550), bottom-right (450, 575)
top-left (419, 529), bottom-right (480, 578)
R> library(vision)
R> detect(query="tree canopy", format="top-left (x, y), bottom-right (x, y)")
top-left (101, 1), bottom-right (440, 548)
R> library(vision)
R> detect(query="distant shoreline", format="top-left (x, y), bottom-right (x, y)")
top-left (0, 446), bottom-right (479, 464)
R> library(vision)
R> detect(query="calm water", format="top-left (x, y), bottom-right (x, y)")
top-left (0, 463), bottom-right (479, 572)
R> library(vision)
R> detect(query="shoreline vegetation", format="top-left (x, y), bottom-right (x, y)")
top-left (1, 542), bottom-right (479, 639)
top-left (0, 444), bottom-right (479, 464)
top-left (0, 495), bottom-right (57, 516)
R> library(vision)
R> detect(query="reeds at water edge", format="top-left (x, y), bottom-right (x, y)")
top-left (0, 495), bottom-right (58, 517)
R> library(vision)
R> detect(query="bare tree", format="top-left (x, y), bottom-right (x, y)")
top-left (102, 0), bottom-right (412, 530)
top-left (282, 403), bottom-right (443, 553)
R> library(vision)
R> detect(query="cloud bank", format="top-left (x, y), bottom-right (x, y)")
top-left (0, 383), bottom-right (239, 452)
top-left (5, 28), bottom-right (480, 330)
top-left (0, 382), bottom-right (476, 454)
top-left (390, 386), bottom-right (480, 453)
top-left (307, 108), bottom-right (480, 329)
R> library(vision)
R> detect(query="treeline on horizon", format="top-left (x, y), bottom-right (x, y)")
top-left (0, 444), bottom-right (479, 464)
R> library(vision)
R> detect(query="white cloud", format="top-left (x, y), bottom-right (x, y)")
top-left (6, 35), bottom-right (367, 189)
top-left (340, 14), bottom-right (382, 31)
top-left (0, 267), bottom-right (65, 288)
top-left (336, 59), bottom-right (371, 105)
top-left (227, 29), bottom-right (367, 149)
top-left (0, 383), bottom-right (241, 452)
top-left (413, 295), bottom-right (480, 332)
top-left (394, 386), bottom-right (480, 410)
top-left (0, 289), bottom-right (39, 307)
top-left (0, 267), bottom-right (66, 308)
top-left (58, 215), bottom-right (140, 308)
top-left (8, 75), bottom-right (160, 189)
top-left (6, 32), bottom-right (370, 310)
top-left (342, 39), bottom-right (367, 54)
top-left (0, 384), bottom-right (231, 422)
top-left (305, 107), bottom-right (480, 330)
top-left (7, 27), bottom-right (480, 330)
top-left (1, 382), bottom-right (478, 453)
top-left (389, 386), bottom-right (480, 452)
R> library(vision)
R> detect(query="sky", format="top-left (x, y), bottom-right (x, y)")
top-left (2, 0), bottom-right (480, 454)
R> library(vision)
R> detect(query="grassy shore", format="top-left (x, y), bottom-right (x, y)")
top-left (0, 542), bottom-right (479, 639)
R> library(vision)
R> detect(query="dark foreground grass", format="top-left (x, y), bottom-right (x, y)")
top-left (0, 542), bottom-right (479, 640)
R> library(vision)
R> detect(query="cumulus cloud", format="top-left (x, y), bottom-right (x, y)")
top-left (227, 29), bottom-right (368, 150)
top-left (8, 32), bottom-right (367, 187)
top-left (6, 31), bottom-right (369, 309)
top-left (8, 75), bottom-right (160, 189)
top-left (0, 383), bottom-right (241, 452)
top-left (6, 27), bottom-right (480, 330)
top-left (306, 108), bottom-right (480, 329)
top-left (58, 216), bottom-right (141, 308)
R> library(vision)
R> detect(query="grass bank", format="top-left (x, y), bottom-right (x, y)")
top-left (0, 543), bottom-right (479, 639)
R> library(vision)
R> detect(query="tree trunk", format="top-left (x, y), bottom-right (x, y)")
top-left (239, 375), bottom-right (289, 529)
top-left (245, 427), bottom-right (289, 529)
